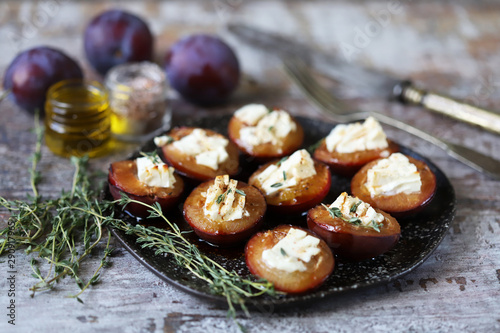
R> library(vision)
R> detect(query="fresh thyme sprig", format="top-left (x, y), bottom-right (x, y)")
top-left (139, 150), bottom-right (161, 164)
top-left (0, 118), bottom-right (114, 302)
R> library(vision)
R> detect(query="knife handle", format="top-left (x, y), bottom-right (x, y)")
top-left (393, 81), bottom-right (500, 136)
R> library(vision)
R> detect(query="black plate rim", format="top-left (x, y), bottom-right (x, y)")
top-left (106, 114), bottom-right (456, 307)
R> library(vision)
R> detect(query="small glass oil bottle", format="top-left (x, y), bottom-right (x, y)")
top-left (44, 79), bottom-right (112, 158)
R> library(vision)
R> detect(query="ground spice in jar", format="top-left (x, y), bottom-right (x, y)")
top-left (105, 62), bottom-right (170, 142)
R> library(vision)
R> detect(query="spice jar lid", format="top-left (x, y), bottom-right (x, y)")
top-left (105, 61), bottom-right (167, 94)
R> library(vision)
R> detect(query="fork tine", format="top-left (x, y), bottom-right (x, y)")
top-left (283, 57), bottom-right (349, 114)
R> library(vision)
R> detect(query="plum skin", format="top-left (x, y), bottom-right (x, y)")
top-left (164, 34), bottom-right (240, 106)
top-left (3, 46), bottom-right (83, 114)
top-left (84, 9), bottom-right (153, 75)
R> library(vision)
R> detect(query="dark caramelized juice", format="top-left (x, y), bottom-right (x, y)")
top-left (45, 79), bottom-right (112, 158)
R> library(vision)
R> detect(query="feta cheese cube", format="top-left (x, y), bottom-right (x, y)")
top-left (136, 156), bottom-right (176, 188)
top-left (261, 228), bottom-right (321, 273)
top-left (203, 175), bottom-right (249, 222)
top-left (172, 129), bottom-right (229, 170)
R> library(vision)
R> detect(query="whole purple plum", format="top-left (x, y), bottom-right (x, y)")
top-left (84, 10), bottom-right (153, 75)
top-left (3, 46), bottom-right (83, 114)
top-left (164, 34), bottom-right (240, 106)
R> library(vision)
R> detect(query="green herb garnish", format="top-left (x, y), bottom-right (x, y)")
top-left (350, 201), bottom-right (361, 213)
top-left (276, 156), bottom-right (288, 167)
top-left (371, 220), bottom-right (382, 232)
top-left (322, 204), bottom-right (343, 219)
top-left (307, 139), bottom-right (323, 154)
top-left (321, 203), bottom-right (380, 232)
top-left (283, 171), bottom-right (287, 181)
top-left (235, 189), bottom-right (246, 196)
top-left (140, 150), bottom-right (161, 164)
top-left (268, 126), bottom-right (274, 131)
top-left (280, 248), bottom-right (287, 256)
top-left (270, 183), bottom-right (283, 188)
top-left (216, 192), bottom-right (226, 204)
top-left (348, 217), bottom-right (362, 225)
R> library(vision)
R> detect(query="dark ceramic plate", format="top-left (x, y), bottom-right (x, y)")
top-left (106, 115), bottom-right (455, 307)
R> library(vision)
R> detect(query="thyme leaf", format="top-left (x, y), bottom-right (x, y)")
top-left (307, 139), bottom-right (323, 154)
top-left (140, 150), bottom-right (161, 164)
top-left (235, 189), bottom-right (246, 196)
top-left (276, 156), bottom-right (288, 167)
top-left (270, 183), bottom-right (283, 188)
top-left (350, 201), bottom-right (361, 213)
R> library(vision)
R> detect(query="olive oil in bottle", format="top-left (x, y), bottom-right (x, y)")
top-left (45, 79), bottom-right (112, 158)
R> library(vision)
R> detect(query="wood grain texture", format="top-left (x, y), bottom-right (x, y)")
top-left (1, 1), bottom-right (500, 332)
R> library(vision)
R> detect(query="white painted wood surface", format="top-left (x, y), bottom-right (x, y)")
top-left (1, 1), bottom-right (499, 332)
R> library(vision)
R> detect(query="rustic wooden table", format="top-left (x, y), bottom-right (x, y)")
top-left (1, 1), bottom-right (500, 332)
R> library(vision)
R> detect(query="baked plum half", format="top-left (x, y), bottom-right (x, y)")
top-left (158, 127), bottom-right (239, 182)
top-left (307, 192), bottom-right (400, 261)
top-left (248, 149), bottom-right (331, 214)
top-left (245, 225), bottom-right (334, 294)
top-left (314, 140), bottom-right (399, 177)
top-left (227, 104), bottom-right (304, 162)
top-left (351, 153), bottom-right (436, 217)
top-left (313, 117), bottom-right (398, 177)
top-left (108, 157), bottom-right (184, 218)
top-left (183, 175), bottom-right (266, 246)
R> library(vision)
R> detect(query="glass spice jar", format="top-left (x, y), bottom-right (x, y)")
top-left (44, 79), bottom-right (112, 158)
top-left (104, 61), bottom-right (170, 142)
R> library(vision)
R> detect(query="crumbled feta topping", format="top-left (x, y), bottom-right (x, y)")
top-left (329, 192), bottom-right (384, 228)
top-left (235, 105), bottom-right (297, 152)
top-left (325, 117), bottom-right (388, 153)
top-left (365, 153), bottom-right (422, 196)
top-left (172, 129), bottom-right (229, 170)
top-left (153, 135), bottom-right (172, 147)
top-left (136, 156), bottom-right (176, 188)
top-left (203, 175), bottom-right (249, 222)
top-left (234, 104), bottom-right (270, 126)
top-left (262, 228), bottom-right (321, 273)
top-left (256, 149), bottom-right (316, 195)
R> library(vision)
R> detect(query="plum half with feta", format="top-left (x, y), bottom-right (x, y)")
top-left (158, 127), bottom-right (239, 182)
top-left (245, 225), bottom-right (334, 293)
top-left (183, 175), bottom-right (266, 246)
top-left (108, 155), bottom-right (184, 218)
top-left (313, 117), bottom-right (399, 177)
top-left (351, 153), bottom-right (436, 217)
top-left (248, 149), bottom-right (331, 214)
top-left (307, 192), bottom-right (400, 261)
top-left (228, 104), bottom-right (304, 162)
